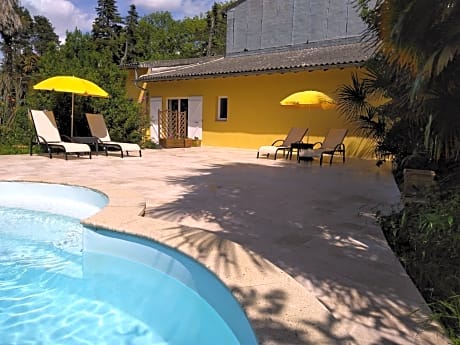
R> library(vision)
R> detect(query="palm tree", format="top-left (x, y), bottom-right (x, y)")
top-left (0, 0), bottom-right (22, 38)
top-left (370, 0), bottom-right (459, 89)
top-left (356, 0), bottom-right (460, 163)
top-left (0, 0), bottom-right (23, 130)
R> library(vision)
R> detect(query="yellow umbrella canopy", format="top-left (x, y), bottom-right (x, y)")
top-left (280, 90), bottom-right (336, 110)
top-left (33, 76), bottom-right (109, 136)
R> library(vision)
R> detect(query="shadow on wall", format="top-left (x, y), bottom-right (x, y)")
top-left (345, 136), bottom-right (377, 158)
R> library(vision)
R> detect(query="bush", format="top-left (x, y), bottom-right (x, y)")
top-left (0, 107), bottom-right (34, 154)
top-left (379, 188), bottom-right (460, 342)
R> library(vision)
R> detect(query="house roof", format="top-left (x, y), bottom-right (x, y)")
top-left (135, 40), bottom-right (374, 82)
top-left (227, 0), bottom-right (247, 10)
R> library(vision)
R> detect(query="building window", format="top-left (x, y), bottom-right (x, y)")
top-left (217, 96), bottom-right (228, 121)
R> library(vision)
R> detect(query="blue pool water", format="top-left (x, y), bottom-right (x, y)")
top-left (0, 182), bottom-right (258, 345)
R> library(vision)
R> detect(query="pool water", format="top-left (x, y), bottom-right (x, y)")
top-left (0, 182), bottom-right (256, 345)
top-left (0, 206), bottom-right (241, 344)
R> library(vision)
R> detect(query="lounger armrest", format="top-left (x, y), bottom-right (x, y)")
top-left (334, 143), bottom-right (345, 151)
top-left (271, 139), bottom-right (284, 146)
top-left (34, 135), bottom-right (48, 145)
top-left (312, 141), bottom-right (323, 149)
top-left (30, 134), bottom-right (51, 155)
top-left (323, 143), bottom-right (345, 153)
top-left (61, 134), bottom-right (72, 142)
top-left (30, 134), bottom-right (44, 147)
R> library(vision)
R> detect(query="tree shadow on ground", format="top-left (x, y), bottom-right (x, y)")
top-left (144, 160), bottom-right (444, 344)
top-left (231, 285), bottom-right (356, 344)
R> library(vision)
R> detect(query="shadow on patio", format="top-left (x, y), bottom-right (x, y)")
top-left (144, 160), bottom-right (445, 344)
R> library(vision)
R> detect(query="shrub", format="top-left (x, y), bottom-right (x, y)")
top-left (379, 187), bottom-right (460, 342)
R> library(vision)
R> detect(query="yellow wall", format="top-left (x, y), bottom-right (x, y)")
top-left (127, 67), bottom-right (376, 158)
top-left (125, 67), bottom-right (150, 108)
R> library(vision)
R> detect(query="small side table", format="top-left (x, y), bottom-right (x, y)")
top-left (291, 142), bottom-right (314, 161)
top-left (71, 136), bottom-right (100, 155)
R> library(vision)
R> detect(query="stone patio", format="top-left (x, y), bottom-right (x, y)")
top-left (0, 147), bottom-right (450, 345)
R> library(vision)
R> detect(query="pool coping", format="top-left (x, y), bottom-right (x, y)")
top-left (3, 178), bottom-right (342, 344)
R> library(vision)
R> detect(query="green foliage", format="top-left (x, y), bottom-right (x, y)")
top-left (92, 0), bottom-right (123, 41)
top-left (0, 105), bottom-right (33, 153)
top-left (134, 2), bottom-right (234, 61)
top-left (352, 4), bottom-right (460, 341)
top-left (1, 0), bottom-right (231, 151)
top-left (31, 15), bottom-right (59, 55)
top-left (336, 66), bottom-right (391, 160)
top-left (122, 4), bottom-right (141, 64)
top-left (369, 0), bottom-right (459, 92)
top-left (379, 189), bottom-right (460, 342)
top-left (354, 0), bottom-right (460, 164)
top-left (180, 16), bottom-right (208, 57)
top-left (136, 11), bottom-right (208, 60)
top-left (0, 0), bottom-right (23, 38)
top-left (432, 295), bottom-right (460, 344)
top-left (92, 0), bottom-right (124, 64)
top-left (141, 140), bottom-right (161, 149)
top-left (0, 6), bottom-right (39, 135)
top-left (29, 29), bottom-right (141, 142)
top-left (205, 1), bottom-right (234, 56)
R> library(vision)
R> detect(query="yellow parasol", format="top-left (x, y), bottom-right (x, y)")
top-left (280, 90), bottom-right (336, 141)
top-left (280, 90), bottom-right (336, 110)
top-left (33, 76), bottom-right (109, 137)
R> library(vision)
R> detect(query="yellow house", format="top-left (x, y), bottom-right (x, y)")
top-left (125, 0), bottom-right (376, 158)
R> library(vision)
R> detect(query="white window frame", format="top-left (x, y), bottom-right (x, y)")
top-left (217, 96), bottom-right (228, 121)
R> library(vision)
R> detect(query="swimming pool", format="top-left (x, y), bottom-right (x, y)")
top-left (0, 181), bottom-right (258, 345)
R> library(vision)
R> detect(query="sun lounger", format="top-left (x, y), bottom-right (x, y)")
top-left (257, 127), bottom-right (308, 160)
top-left (85, 113), bottom-right (142, 158)
top-left (29, 109), bottom-right (91, 160)
top-left (298, 128), bottom-right (347, 166)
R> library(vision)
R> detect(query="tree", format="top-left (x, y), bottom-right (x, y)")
top-left (0, 6), bottom-right (36, 129)
top-left (31, 29), bottom-right (142, 143)
top-left (92, 0), bottom-right (124, 63)
top-left (367, 0), bottom-right (459, 91)
top-left (351, 0), bottom-right (460, 163)
top-left (205, 1), bottom-right (235, 56)
top-left (0, 0), bottom-right (22, 38)
top-left (136, 11), bottom-right (210, 60)
top-left (178, 16), bottom-right (208, 57)
top-left (122, 4), bottom-right (141, 64)
top-left (31, 15), bottom-right (59, 56)
top-left (354, 3), bottom-right (460, 342)
top-left (137, 11), bottom-right (183, 60)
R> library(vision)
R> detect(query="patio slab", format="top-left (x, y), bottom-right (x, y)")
top-left (0, 147), bottom-right (450, 344)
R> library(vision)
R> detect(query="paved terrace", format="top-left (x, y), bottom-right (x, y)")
top-left (0, 148), bottom-right (450, 345)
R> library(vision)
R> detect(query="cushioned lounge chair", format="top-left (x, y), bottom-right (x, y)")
top-left (298, 128), bottom-right (347, 166)
top-left (29, 109), bottom-right (92, 160)
top-left (85, 113), bottom-right (142, 158)
top-left (257, 127), bottom-right (308, 160)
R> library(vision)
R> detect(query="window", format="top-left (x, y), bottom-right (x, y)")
top-left (217, 96), bottom-right (228, 121)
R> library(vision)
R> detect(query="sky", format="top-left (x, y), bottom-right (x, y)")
top-left (20, 0), bottom-right (222, 42)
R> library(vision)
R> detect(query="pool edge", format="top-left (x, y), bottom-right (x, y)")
top-left (2, 178), bottom-right (336, 344)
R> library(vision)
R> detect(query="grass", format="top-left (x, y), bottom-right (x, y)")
top-left (379, 188), bottom-right (460, 343)
top-left (0, 144), bottom-right (30, 155)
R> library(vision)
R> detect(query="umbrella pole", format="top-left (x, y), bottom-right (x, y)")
top-left (71, 93), bottom-right (74, 137)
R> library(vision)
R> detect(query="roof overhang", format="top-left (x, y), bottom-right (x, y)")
top-left (135, 40), bottom-right (374, 83)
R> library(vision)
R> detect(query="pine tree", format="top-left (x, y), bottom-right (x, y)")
top-left (122, 4), bottom-right (140, 64)
top-left (32, 15), bottom-right (59, 56)
top-left (92, 0), bottom-right (124, 63)
top-left (205, 1), bottom-right (235, 56)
